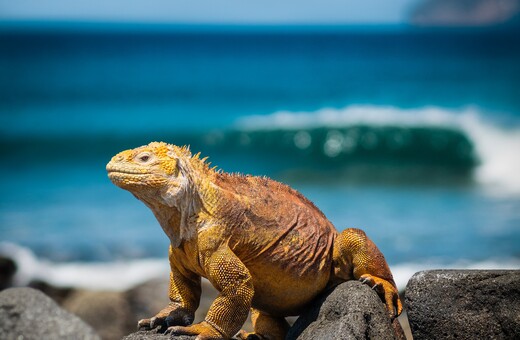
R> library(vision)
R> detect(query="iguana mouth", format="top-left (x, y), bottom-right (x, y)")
top-left (106, 164), bottom-right (149, 175)
top-left (107, 169), bottom-right (149, 175)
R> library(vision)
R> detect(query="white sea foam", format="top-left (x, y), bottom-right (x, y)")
top-left (391, 259), bottom-right (520, 290)
top-left (0, 242), bottom-right (168, 291)
top-left (237, 105), bottom-right (520, 196)
top-left (2, 242), bottom-right (518, 292)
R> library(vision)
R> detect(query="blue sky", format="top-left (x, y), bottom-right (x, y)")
top-left (0, 0), bottom-right (419, 24)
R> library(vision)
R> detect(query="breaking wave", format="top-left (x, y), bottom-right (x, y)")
top-left (234, 105), bottom-right (520, 195)
top-left (2, 105), bottom-right (519, 194)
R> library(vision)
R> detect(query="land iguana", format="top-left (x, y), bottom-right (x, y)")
top-left (107, 141), bottom-right (402, 340)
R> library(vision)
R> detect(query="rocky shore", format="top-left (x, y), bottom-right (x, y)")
top-left (0, 287), bottom-right (100, 340)
top-left (1, 260), bottom-right (519, 339)
top-left (406, 270), bottom-right (520, 339)
top-left (0, 280), bottom-right (406, 340)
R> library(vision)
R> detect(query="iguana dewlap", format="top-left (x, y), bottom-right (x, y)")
top-left (107, 142), bottom-right (402, 340)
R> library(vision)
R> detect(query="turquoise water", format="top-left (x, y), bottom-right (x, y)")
top-left (0, 25), bottom-right (519, 280)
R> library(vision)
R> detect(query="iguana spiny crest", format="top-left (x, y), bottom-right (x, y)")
top-left (107, 142), bottom-right (215, 246)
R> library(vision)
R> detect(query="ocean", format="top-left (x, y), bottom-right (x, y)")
top-left (1, 24), bottom-right (519, 290)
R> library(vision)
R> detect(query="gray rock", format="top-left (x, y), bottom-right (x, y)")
top-left (0, 287), bottom-right (100, 340)
top-left (405, 270), bottom-right (520, 340)
top-left (287, 280), bottom-right (403, 340)
top-left (126, 278), bottom-right (171, 324)
top-left (62, 289), bottom-right (135, 340)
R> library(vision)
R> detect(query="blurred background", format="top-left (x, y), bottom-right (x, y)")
top-left (1, 0), bottom-right (519, 294)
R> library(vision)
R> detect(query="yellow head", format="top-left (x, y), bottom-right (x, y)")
top-left (106, 142), bottom-right (191, 206)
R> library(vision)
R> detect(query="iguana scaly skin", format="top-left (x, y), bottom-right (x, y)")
top-left (107, 142), bottom-right (402, 340)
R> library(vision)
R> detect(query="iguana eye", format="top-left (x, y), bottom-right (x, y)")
top-left (136, 152), bottom-right (153, 163)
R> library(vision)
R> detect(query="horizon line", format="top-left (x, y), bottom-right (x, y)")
top-left (1, 20), bottom-right (516, 34)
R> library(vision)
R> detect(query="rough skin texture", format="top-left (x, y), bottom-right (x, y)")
top-left (107, 142), bottom-right (402, 340)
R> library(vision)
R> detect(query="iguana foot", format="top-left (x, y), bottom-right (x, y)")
top-left (138, 316), bottom-right (167, 332)
top-left (236, 330), bottom-right (264, 340)
top-left (236, 308), bottom-right (289, 340)
top-left (137, 305), bottom-right (193, 332)
top-left (237, 309), bottom-right (288, 340)
top-left (166, 321), bottom-right (224, 340)
top-left (359, 274), bottom-right (402, 319)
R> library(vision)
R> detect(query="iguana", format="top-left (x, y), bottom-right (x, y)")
top-left (107, 141), bottom-right (402, 340)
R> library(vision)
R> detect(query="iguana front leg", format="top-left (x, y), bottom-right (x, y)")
top-left (167, 245), bottom-right (254, 340)
top-left (138, 246), bottom-right (201, 331)
top-left (333, 228), bottom-right (403, 318)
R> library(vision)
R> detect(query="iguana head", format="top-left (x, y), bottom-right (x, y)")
top-left (106, 141), bottom-right (192, 206)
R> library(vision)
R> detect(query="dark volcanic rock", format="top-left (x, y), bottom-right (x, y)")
top-left (125, 280), bottom-right (404, 340)
top-left (123, 328), bottom-right (195, 340)
top-left (287, 280), bottom-right (403, 340)
top-left (0, 287), bottom-right (100, 340)
top-left (0, 256), bottom-right (16, 290)
top-left (405, 270), bottom-right (520, 340)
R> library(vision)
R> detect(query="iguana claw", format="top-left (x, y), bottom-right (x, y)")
top-left (138, 305), bottom-right (194, 332)
top-left (236, 330), bottom-right (264, 340)
top-left (359, 274), bottom-right (402, 319)
top-left (166, 321), bottom-right (224, 340)
top-left (138, 316), bottom-right (167, 332)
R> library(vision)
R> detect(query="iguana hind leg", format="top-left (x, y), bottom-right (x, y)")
top-left (237, 308), bottom-right (289, 340)
top-left (333, 228), bottom-right (403, 318)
